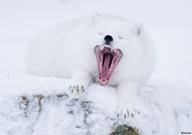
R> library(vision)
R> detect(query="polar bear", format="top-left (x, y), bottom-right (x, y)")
top-left (26, 13), bottom-right (154, 119)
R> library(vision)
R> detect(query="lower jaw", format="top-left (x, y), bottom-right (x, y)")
top-left (98, 65), bottom-right (112, 85)
top-left (98, 79), bottom-right (109, 85)
top-left (98, 73), bottom-right (111, 85)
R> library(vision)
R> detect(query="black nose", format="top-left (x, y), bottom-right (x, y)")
top-left (104, 35), bottom-right (113, 45)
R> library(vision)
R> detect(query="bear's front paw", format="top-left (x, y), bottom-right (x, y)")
top-left (69, 84), bottom-right (86, 99)
top-left (117, 101), bottom-right (142, 120)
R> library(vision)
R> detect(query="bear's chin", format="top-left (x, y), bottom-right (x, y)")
top-left (94, 44), bottom-right (122, 85)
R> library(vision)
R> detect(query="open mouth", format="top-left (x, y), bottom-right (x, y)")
top-left (94, 44), bottom-right (123, 85)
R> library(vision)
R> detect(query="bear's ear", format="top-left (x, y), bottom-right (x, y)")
top-left (133, 23), bottom-right (144, 36)
top-left (90, 13), bottom-right (101, 26)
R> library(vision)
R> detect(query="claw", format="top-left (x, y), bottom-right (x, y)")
top-left (131, 113), bottom-right (134, 118)
top-left (82, 86), bottom-right (85, 92)
top-left (76, 88), bottom-right (79, 94)
top-left (69, 84), bottom-right (86, 98)
top-left (127, 109), bottom-right (129, 116)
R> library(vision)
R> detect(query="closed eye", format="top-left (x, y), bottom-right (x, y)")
top-left (98, 33), bottom-right (103, 36)
top-left (118, 36), bottom-right (124, 39)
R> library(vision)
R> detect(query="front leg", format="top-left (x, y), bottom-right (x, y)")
top-left (69, 69), bottom-right (92, 99)
top-left (117, 81), bottom-right (144, 119)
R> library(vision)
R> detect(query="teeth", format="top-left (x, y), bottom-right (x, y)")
top-left (100, 46), bottom-right (104, 50)
top-left (95, 44), bottom-right (122, 86)
top-left (94, 45), bottom-right (100, 53)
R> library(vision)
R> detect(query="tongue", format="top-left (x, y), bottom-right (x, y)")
top-left (102, 54), bottom-right (112, 79)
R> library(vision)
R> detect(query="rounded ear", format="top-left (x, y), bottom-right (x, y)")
top-left (133, 23), bottom-right (144, 36)
top-left (90, 13), bottom-right (101, 26)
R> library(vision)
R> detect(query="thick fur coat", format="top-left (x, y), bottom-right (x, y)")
top-left (26, 13), bottom-right (154, 119)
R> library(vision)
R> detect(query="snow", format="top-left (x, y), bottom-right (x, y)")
top-left (0, 74), bottom-right (192, 135)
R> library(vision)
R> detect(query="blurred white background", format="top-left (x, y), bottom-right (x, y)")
top-left (0, 0), bottom-right (191, 81)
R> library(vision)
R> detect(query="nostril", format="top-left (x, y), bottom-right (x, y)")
top-left (104, 35), bottom-right (113, 44)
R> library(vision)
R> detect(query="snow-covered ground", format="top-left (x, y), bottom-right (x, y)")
top-left (0, 74), bottom-right (192, 135)
top-left (0, 0), bottom-right (192, 135)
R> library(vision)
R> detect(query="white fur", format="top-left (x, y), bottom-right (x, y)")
top-left (26, 13), bottom-right (154, 119)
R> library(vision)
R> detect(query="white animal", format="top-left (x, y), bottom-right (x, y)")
top-left (26, 13), bottom-right (154, 119)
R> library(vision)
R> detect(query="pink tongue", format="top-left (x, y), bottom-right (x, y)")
top-left (102, 54), bottom-right (112, 79)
